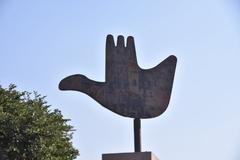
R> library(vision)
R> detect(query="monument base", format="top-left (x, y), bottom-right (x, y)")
top-left (102, 152), bottom-right (159, 160)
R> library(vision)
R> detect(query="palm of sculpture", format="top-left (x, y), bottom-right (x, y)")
top-left (59, 35), bottom-right (177, 118)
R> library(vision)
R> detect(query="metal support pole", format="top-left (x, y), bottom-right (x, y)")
top-left (134, 118), bottom-right (141, 152)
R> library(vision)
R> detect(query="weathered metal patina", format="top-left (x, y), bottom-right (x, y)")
top-left (59, 35), bottom-right (177, 119)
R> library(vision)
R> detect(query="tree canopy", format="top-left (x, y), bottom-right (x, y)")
top-left (0, 84), bottom-right (79, 159)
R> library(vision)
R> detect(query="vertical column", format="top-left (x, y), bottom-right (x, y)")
top-left (134, 118), bottom-right (141, 152)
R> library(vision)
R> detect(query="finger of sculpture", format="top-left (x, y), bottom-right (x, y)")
top-left (117, 35), bottom-right (125, 47)
top-left (59, 74), bottom-right (104, 99)
top-left (126, 36), bottom-right (136, 54)
top-left (106, 35), bottom-right (115, 52)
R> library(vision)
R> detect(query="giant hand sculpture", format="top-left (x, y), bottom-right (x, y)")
top-left (59, 35), bottom-right (177, 118)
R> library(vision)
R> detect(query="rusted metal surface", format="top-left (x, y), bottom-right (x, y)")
top-left (59, 35), bottom-right (177, 118)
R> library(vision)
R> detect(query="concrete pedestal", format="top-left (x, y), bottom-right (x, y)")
top-left (102, 152), bottom-right (159, 160)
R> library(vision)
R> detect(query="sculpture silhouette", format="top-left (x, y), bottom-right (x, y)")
top-left (59, 35), bottom-right (177, 118)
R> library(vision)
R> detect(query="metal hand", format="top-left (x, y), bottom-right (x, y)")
top-left (59, 35), bottom-right (177, 118)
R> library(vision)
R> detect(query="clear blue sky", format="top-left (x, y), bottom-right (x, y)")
top-left (0, 0), bottom-right (240, 160)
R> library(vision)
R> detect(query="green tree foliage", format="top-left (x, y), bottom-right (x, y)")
top-left (0, 85), bottom-right (79, 159)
